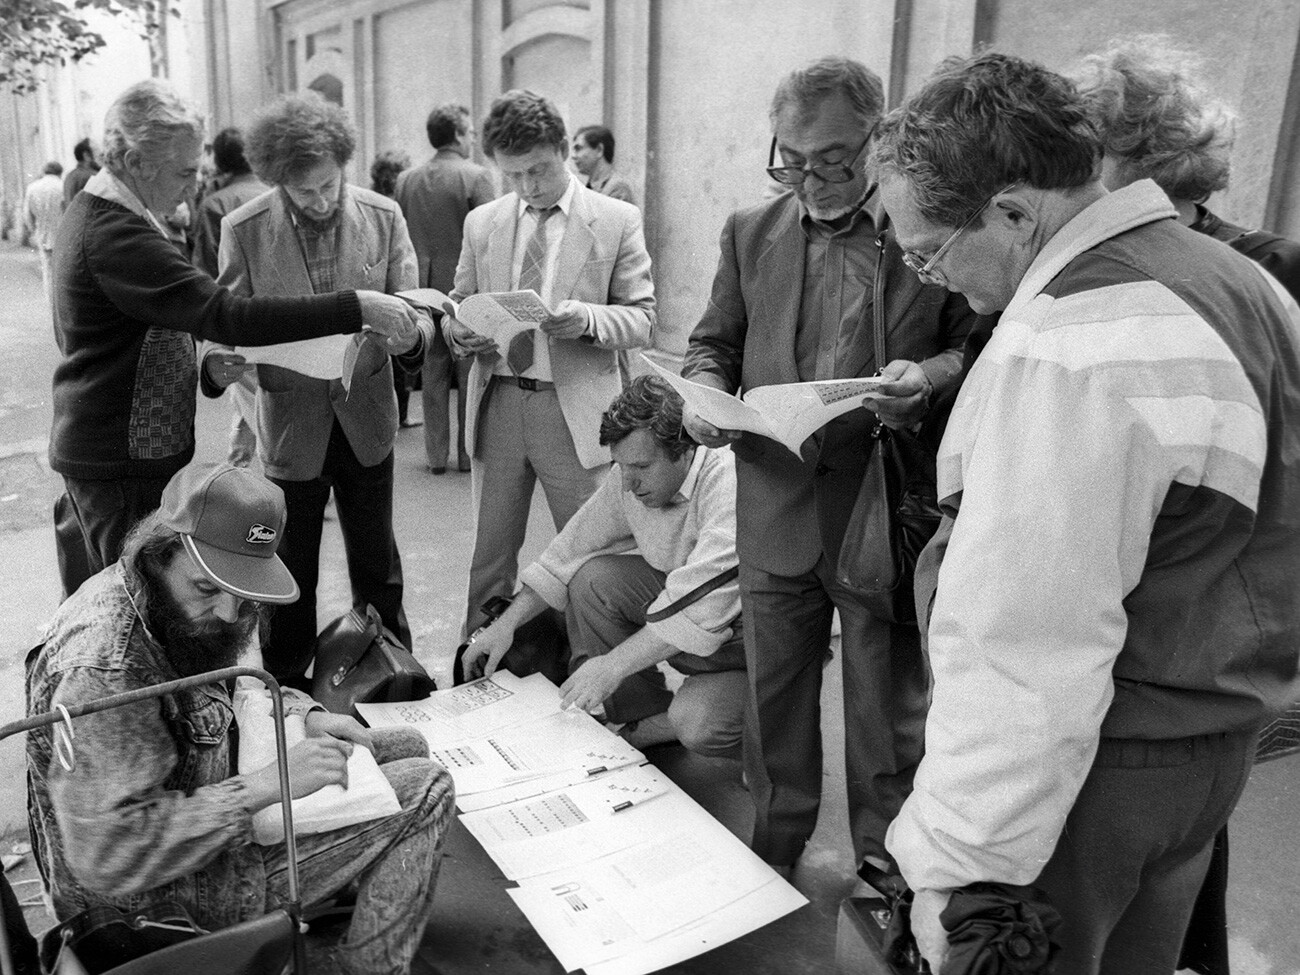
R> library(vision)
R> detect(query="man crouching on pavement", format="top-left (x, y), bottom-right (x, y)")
top-left (462, 375), bottom-right (746, 758)
top-left (26, 462), bottom-right (454, 975)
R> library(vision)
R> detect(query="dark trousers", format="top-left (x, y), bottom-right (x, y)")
top-left (1, 868), bottom-right (39, 974)
top-left (739, 556), bottom-right (927, 867)
top-left (421, 328), bottom-right (470, 470)
top-left (1036, 730), bottom-right (1255, 975)
top-left (59, 475), bottom-right (170, 598)
top-left (266, 420), bottom-right (409, 681)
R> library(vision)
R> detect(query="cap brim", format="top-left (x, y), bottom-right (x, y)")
top-left (183, 535), bottom-right (300, 605)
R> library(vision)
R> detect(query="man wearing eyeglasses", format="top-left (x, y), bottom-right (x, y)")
top-left (873, 54), bottom-right (1300, 975)
top-left (682, 56), bottom-right (984, 884)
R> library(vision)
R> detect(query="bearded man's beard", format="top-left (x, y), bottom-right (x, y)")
top-left (141, 565), bottom-right (271, 677)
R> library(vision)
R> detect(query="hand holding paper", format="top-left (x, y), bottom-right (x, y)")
top-left (358, 290), bottom-right (422, 354)
top-left (863, 358), bottom-right (933, 429)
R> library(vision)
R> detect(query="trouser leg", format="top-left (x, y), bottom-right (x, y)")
top-left (668, 664), bottom-right (748, 759)
top-left (524, 387), bottom-right (607, 532)
top-left (565, 554), bottom-right (671, 724)
top-left (1036, 731), bottom-right (1255, 975)
top-left (1177, 827), bottom-right (1230, 975)
top-left (738, 561), bottom-right (834, 866)
top-left (327, 426), bottom-right (410, 650)
top-left (263, 734), bottom-right (454, 975)
top-left (465, 380), bottom-right (534, 633)
top-left (62, 476), bottom-right (169, 583)
top-left (454, 358), bottom-right (472, 470)
top-left (421, 330), bottom-right (454, 468)
top-left (265, 473), bottom-right (331, 680)
top-left (54, 491), bottom-right (91, 600)
top-left (831, 570), bottom-right (928, 865)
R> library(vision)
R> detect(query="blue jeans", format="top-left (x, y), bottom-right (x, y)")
top-left (261, 728), bottom-right (454, 975)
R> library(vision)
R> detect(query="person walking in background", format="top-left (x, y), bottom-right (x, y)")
top-left (394, 103), bottom-right (497, 472)
top-left (201, 93), bottom-right (429, 685)
top-left (571, 125), bottom-right (636, 205)
top-left (444, 89), bottom-right (655, 635)
top-left (62, 138), bottom-right (99, 208)
top-left (23, 161), bottom-right (64, 301)
top-left (49, 78), bottom-right (422, 600)
top-left (191, 126), bottom-right (269, 467)
top-left (371, 149), bottom-right (421, 429)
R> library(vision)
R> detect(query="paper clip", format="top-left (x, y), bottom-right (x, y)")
top-left (54, 703), bottom-right (76, 772)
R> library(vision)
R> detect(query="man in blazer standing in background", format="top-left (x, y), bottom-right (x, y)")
top-left (445, 89), bottom-right (655, 635)
top-left (395, 103), bottom-right (497, 473)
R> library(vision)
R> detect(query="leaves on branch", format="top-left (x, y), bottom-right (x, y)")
top-left (0, 0), bottom-right (169, 94)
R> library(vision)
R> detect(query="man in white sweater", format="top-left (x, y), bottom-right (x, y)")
top-left (461, 376), bottom-right (745, 757)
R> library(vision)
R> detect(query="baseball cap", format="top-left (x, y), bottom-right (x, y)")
top-left (157, 463), bottom-right (300, 604)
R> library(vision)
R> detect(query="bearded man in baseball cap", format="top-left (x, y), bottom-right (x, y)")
top-left (27, 462), bottom-right (455, 975)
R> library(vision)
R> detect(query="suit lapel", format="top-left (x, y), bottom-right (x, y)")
top-left (551, 186), bottom-right (597, 302)
top-left (486, 199), bottom-right (517, 293)
top-left (755, 199), bottom-right (805, 384)
top-left (268, 192), bottom-right (315, 295)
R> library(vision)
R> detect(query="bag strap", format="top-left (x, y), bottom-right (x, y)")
top-left (644, 566), bottom-right (739, 623)
top-left (873, 234), bottom-right (888, 374)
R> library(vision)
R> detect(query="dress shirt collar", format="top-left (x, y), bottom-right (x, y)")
top-left (515, 172), bottom-right (577, 220)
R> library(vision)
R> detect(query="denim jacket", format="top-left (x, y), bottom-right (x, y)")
top-left (26, 564), bottom-right (316, 928)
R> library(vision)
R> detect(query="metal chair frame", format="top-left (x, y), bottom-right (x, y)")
top-left (0, 666), bottom-right (305, 975)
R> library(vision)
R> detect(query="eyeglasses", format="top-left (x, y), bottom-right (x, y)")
top-left (901, 184), bottom-right (1015, 283)
top-left (766, 125), bottom-right (876, 185)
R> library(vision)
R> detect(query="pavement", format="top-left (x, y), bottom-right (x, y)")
top-left (0, 234), bottom-right (1297, 973)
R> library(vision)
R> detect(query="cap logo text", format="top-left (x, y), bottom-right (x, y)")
top-left (247, 524), bottom-right (277, 544)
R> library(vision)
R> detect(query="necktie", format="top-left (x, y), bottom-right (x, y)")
top-left (509, 206), bottom-right (557, 376)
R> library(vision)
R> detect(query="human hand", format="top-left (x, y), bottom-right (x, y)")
top-left (446, 315), bottom-right (498, 358)
top-left (461, 622), bottom-right (515, 680)
top-left (682, 403), bottom-right (742, 449)
top-left (244, 736), bottom-right (352, 807)
top-left (863, 359), bottom-right (933, 430)
top-left (911, 887), bottom-right (953, 974)
top-left (357, 290), bottom-right (421, 355)
top-left (538, 300), bottom-right (589, 339)
top-left (203, 351), bottom-right (252, 390)
top-left (560, 655), bottom-right (626, 713)
top-left (305, 710), bottom-right (374, 752)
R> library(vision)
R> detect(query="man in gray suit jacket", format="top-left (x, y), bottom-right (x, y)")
top-left (202, 94), bottom-right (432, 682)
top-left (683, 58), bottom-right (983, 880)
top-left (446, 89), bottom-right (655, 634)
top-left (395, 104), bottom-right (497, 473)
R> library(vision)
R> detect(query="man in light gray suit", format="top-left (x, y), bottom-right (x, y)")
top-left (395, 104), bottom-right (497, 473)
top-left (446, 89), bottom-right (655, 634)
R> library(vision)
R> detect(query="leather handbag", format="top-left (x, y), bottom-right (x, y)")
top-left (835, 266), bottom-right (943, 625)
top-left (311, 604), bottom-right (435, 715)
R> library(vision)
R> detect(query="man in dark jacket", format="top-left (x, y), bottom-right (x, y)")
top-left (394, 103), bottom-right (497, 473)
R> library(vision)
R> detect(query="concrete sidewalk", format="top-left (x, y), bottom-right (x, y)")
top-left (1, 235), bottom-right (1297, 973)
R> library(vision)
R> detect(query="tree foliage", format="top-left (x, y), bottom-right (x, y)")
top-left (0, 0), bottom-right (173, 94)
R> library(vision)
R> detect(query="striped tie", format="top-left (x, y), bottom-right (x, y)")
top-left (509, 205), bottom-right (558, 376)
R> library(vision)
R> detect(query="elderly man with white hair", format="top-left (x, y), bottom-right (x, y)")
top-left (49, 79), bottom-right (426, 599)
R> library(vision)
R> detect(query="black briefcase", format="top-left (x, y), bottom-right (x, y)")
top-left (311, 604), bottom-right (435, 715)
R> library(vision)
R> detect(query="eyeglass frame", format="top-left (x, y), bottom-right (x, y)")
top-left (765, 122), bottom-right (877, 186)
top-left (901, 183), bottom-right (1017, 283)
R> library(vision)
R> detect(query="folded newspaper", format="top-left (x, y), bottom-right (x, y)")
top-left (643, 355), bottom-right (884, 458)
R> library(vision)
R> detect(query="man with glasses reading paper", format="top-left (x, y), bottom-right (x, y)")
top-left (682, 56), bottom-right (984, 884)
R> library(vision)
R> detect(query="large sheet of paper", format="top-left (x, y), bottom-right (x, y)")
top-left (399, 288), bottom-right (551, 348)
top-left (507, 825), bottom-right (800, 971)
top-left (356, 672), bottom-right (563, 745)
top-left (644, 355), bottom-right (885, 458)
top-left (459, 764), bottom-right (674, 879)
top-left (236, 333), bottom-right (355, 380)
top-left (428, 708), bottom-right (644, 797)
